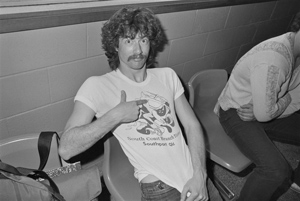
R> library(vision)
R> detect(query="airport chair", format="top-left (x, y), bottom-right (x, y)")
top-left (187, 69), bottom-right (252, 200)
top-left (103, 135), bottom-right (141, 201)
top-left (0, 133), bottom-right (62, 171)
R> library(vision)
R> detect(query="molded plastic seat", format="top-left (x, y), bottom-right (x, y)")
top-left (188, 69), bottom-right (252, 200)
top-left (0, 133), bottom-right (62, 171)
top-left (188, 69), bottom-right (251, 173)
top-left (103, 135), bottom-right (141, 201)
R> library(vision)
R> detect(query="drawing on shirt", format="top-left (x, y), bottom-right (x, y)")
top-left (132, 91), bottom-right (175, 136)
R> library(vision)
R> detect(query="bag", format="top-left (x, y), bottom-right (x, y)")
top-left (0, 131), bottom-right (102, 201)
top-left (53, 165), bottom-right (101, 201)
top-left (38, 132), bottom-right (102, 201)
top-left (0, 160), bottom-right (65, 201)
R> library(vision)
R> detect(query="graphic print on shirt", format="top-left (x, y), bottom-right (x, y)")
top-left (128, 91), bottom-right (175, 136)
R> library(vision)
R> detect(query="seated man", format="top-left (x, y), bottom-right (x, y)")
top-left (59, 6), bottom-right (222, 201)
top-left (214, 11), bottom-right (300, 201)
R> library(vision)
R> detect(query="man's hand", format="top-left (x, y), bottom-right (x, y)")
top-left (113, 90), bottom-right (147, 123)
top-left (180, 171), bottom-right (208, 201)
top-left (237, 103), bottom-right (256, 121)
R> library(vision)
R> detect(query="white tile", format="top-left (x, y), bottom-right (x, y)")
top-left (251, 2), bottom-right (275, 23)
top-left (231, 25), bottom-right (256, 47)
top-left (0, 24), bottom-right (87, 77)
top-left (50, 99), bottom-right (74, 132)
top-left (226, 4), bottom-right (255, 28)
top-left (204, 29), bottom-right (235, 55)
top-left (48, 55), bottom-right (110, 102)
top-left (158, 10), bottom-right (196, 40)
top-left (168, 33), bottom-right (208, 66)
top-left (87, 21), bottom-right (106, 57)
top-left (0, 70), bottom-right (50, 119)
top-left (5, 106), bottom-right (53, 138)
top-left (193, 7), bottom-right (229, 34)
top-left (271, 1), bottom-right (293, 19)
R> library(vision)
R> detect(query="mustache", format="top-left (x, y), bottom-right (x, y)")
top-left (127, 54), bottom-right (146, 61)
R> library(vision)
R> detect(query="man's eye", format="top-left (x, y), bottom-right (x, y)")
top-left (141, 38), bottom-right (149, 44)
top-left (125, 39), bottom-right (132, 44)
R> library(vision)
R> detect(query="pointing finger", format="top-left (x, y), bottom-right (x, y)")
top-left (136, 99), bottom-right (148, 106)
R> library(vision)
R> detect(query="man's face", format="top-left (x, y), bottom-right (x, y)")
top-left (117, 33), bottom-right (150, 70)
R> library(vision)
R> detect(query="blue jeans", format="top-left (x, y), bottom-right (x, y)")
top-left (140, 179), bottom-right (222, 201)
top-left (219, 108), bottom-right (300, 201)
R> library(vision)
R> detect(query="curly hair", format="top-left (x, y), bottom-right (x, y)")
top-left (101, 7), bottom-right (165, 70)
top-left (290, 11), bottom-right (300, 32)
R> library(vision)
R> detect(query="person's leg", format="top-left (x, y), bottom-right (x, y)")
top-left (219, 108), bottom-right (292, 201)
top-left (262, 112), bottom-right (300, 193)
top-left (140, 180), bottom-right (181, 201)
top-left (262, 112), bottom-right (300, 146)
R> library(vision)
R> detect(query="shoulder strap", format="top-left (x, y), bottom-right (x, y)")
top-left (0, 160), bottom-right (24, 175)
top-left (38, 131), bottom-right (60, 171)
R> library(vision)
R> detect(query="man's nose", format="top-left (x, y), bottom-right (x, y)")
top-left (134, 42), bottom-right (143, 54)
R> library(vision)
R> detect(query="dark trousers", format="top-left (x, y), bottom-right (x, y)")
top-left (219, 108), bottom-right (300, 201)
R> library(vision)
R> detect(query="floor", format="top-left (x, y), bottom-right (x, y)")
top-left (98, 141), bottom-right (300, 201)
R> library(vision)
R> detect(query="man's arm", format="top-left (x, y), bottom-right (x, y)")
top-left (175, 94), bottom-right (208, 201)
top-left (279, 83), bottom-right (300, 118)
top-left (59, 90), bottom-right (146, 160)
top-left (251, 64), bottom-right (291, 122)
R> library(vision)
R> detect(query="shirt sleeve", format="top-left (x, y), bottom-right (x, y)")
top-left (251, 63), bottom-right (291, 122)
top-left (74, 77), bottom-right (103, 114)
top-left (168, 68), bottom-right (184, 100)
top-left (279, 83), bottom-right (300, 118)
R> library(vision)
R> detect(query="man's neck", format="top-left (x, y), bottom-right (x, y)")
top-left (118, 67), bottom-right (147, 83)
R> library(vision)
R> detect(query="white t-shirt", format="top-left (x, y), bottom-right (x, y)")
top-left (75, 67), bottom-right (193, 192)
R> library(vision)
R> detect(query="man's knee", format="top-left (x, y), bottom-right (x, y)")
top-left (259, 161), bottom-right (292, 182)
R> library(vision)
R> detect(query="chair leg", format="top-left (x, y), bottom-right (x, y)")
top-left (213, 176), bottom-right (235, 201)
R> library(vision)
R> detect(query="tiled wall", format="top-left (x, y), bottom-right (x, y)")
top-left (0, 0), bottom-right (299, 140)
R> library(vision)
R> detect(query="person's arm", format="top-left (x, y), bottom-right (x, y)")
top-left (251, 64), bottom-right (291, 122)
top-left (279, 83), bottom-right (300, 118)
top-left (59, 90), bottom-right (147, 160)
top-left (175, 94), bottom-right (208, 201)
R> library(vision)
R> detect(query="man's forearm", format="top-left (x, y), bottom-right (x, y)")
top-left (269, 92), bottom-right (291, 119)
top-left (186, 124), bottom-right (207, 175)
top-left (59, 111), bottom-right (120, 160)
top-left (279, 88), bottom-right (300, 118)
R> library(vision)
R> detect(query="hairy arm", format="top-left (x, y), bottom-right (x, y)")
top-left (175, 94), bottom-right (208, 201)
top-left (59, 90), bottom-right (146, 160)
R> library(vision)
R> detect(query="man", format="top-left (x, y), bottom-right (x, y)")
top-left (214, 12), bottom-right (300, 201)
top-left (59, 7), bottom-right (222, 201)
